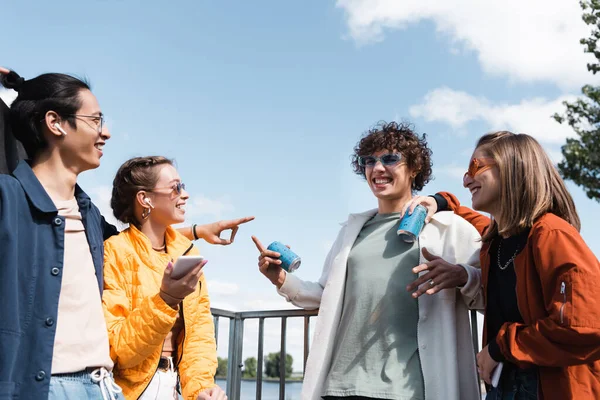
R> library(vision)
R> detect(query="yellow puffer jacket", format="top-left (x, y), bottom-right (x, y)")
top-left (102, 224), bottom-right (217, 399)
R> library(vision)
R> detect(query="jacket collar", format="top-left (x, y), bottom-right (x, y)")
top-left (12, 160), bottom-right (91, 214)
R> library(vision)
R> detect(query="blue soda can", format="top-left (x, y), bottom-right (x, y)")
top-left (397, 204), bottom-right (427, 243)
top-left (267, 241), bottom-right (301, 273)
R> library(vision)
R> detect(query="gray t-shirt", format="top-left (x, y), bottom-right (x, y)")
top-left (323, 212), bottom-right (424, 400)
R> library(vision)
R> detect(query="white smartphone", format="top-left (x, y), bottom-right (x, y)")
top-left (171, 255), bottom-right (204, 279)
top-left (491, 362), bottom-right (504, 388)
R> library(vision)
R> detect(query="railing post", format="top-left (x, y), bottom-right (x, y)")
top-left (225, 317), bottom-right (235, 398)
top-left (303, 315), bottom-right (310, 375)
top-left (256, 318), bottom-right (265, 400)
top-left (214, 315), bottom-right (219, 348)
top-left (279, 317), bottom-right (287, 400)
top-left (226, 314), bottom-right (244, 400)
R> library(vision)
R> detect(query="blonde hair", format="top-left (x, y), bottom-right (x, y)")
top-left (476, 131), bottom-right (580, 242)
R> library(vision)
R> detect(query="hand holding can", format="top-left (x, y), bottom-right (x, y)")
top-left (397, 204), bottom-right (427, 243)
top-left (266, 241), bottom-right (301, 272)
top-left (251, 236), bottom-right (299, 289)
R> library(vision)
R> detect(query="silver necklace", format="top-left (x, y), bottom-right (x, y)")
top-left (497, 239), bottom-right (519, 270)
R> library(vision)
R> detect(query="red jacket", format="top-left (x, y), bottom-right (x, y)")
top-left (441, 192), bottom-right (600, 400)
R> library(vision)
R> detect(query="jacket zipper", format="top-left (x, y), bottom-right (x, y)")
top-left (174, 248), bottom-right (195, 394)
top-left (175, 247), bottom-right (194, 371)
top-left (560, 281), bottom-right (567, 324)
top-left (416, 238), bottom-right (427, 400)
top-left (175, 300), bottom-right (186, 394)
top-left (138, 251), bottom-right (191, 398)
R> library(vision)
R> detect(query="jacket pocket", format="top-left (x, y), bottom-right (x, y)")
top-left (559, 281), bottom-right (568, 325)
top-left (0, 263), bottom-right (38, 334)
top-left (0, 381), bottom-right (17, 399)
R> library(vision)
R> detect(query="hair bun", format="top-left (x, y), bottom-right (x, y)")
top-left (0, 70), bottom-right (25, 92)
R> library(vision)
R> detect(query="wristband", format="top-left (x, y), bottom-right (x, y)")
top-left (192, 223), bottom-right (199, 241)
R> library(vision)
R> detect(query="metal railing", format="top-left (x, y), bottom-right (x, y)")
top-left (211, 307), bottom-right (319, 400)
top-left (211, 308), bottom-right (480, 400)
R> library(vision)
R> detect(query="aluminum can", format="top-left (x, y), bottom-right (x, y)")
top-left (397, 204), bottom-right (427, 243)
top-left (267, 241), bottom-right (301, 272)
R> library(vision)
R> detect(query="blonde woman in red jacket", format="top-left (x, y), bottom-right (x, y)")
top-left (404, 131), bottom-right (600, 400)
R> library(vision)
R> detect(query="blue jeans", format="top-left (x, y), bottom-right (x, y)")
top-left (48, 369), bottom-right (125, 400)
top-left (486, 364), bottom-right (539, 400)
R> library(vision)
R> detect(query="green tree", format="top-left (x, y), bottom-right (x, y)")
top-left (242, 357), bottom-right (257, 378)
top-left (264, 352), bottom-right (293, 378)
top-left (216, 357), bottom-right (228, 377)
top-left (554, 0), bottom-right (600, 201)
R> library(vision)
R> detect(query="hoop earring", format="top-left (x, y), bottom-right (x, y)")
top-left (142, 207), bottom-right (151, 219)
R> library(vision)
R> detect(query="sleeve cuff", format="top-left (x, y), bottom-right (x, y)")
top-left (458, 264), bottom-right (482, 302)
top-left (277, 273), bottom-right (300, 301)
top-left (488, 337), bottom-right (506, 362)
top-left (431, 193), bottom-right (448, 212)
top-left (151, 293), bottom-right (180, 319)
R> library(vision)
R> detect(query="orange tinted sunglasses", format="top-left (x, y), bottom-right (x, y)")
top-left (464, 157), bottom-right (496, 180)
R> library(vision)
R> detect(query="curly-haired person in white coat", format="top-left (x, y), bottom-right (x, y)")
top-left (252, 121), bottom-right (483, 400)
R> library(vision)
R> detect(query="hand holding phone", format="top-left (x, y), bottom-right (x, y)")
top-left (171, 255), bottom-right (205, 279)
top-left (160, 256), bottom-right (206, 308)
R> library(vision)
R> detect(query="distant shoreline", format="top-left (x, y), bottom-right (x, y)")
top-left (215, 376), bottom-right (304, 382)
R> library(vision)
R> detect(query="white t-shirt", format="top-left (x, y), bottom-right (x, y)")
top-left (50, 198), bottom-right (113, 374)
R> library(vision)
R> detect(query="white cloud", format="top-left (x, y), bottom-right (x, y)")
top-left (409, 87), bottom-right (576, 145)
top-left (0, 88), bottom-right (17, 106)
top-left (188, 195), bottom-right (235, 219)
top-left (411, 88), bottom-right (490, 129)
top-left (207, 280), bottom-right (240, 296)
top-left (336, 0), bottom-right (594, 89)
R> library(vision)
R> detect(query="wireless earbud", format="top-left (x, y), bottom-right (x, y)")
top-left (144, 198), bottom-right (154, 208)
top-left (54, 123), bottom-right (68, 136)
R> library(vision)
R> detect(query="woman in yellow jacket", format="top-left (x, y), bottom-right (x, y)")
top-left (102, 156), bottom-right (227, 400)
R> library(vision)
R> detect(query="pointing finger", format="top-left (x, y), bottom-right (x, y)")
top-left (251, 235), bottom-right (266, 252)
top-left (223, 216), bottom-right (255, 228)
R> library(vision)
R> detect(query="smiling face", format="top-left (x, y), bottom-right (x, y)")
top-left (56, 89), bottom-right (110, 173)
top-left (463, 147), bottom-right (501, 216)
top-left (143, 164), bottom-right (189, 226)
top-left (364, 149), bottom-right (414, 203)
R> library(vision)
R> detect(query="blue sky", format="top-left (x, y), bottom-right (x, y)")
top-left (2, 0), bottom-right (599, 373)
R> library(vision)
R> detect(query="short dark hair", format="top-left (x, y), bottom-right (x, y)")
top-left (111, 156), bottom-right (174, 226)
top-left (351, 121), bottom-right (433, 191)
top-left (0, 70), bottom-right (90, 157)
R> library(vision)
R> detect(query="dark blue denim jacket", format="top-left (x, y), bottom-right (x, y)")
top-left (0, 161), bottom-right (117, 399)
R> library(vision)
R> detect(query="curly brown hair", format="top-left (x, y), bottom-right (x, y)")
top-left (111, 156), bottom-right (173, 226)
top-left (351, 121), bottom-right (433, 191)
